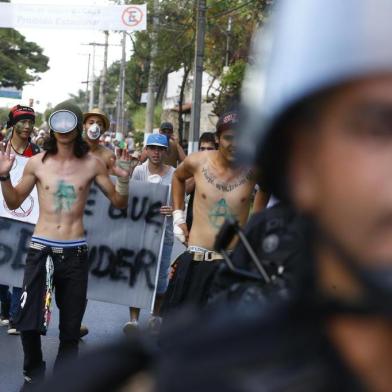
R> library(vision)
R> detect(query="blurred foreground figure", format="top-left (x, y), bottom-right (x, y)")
top-left (37, 1), bottom-right (392, 391)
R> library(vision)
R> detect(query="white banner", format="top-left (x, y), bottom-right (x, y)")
top-left (0, 155), bottom-right (39, 225)
top-left (0, 180), bottom-right (169, 310)
top-left (0, 3), bottom-right (147, 31)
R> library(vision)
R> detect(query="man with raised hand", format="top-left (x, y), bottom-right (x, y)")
top-left (162, 109), bottom-right (268, 313)
top-left (0, 105), bottom-right (40, 336)
top-left (83, 107), bottom-right (115, 170)
top-left (0, 100), bottom-right (131, 390)
top-left (81, 107), bottom-right (122, 338)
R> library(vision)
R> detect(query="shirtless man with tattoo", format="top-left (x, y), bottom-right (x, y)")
top-left (162, 109), bottom-right (269, 313)
top-left (0, 100), bottom-right (131, 390)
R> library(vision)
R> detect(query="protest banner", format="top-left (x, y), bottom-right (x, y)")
top-left (0, 3), bottom-right (147, 32)
top-left (0, 155), bottom-right (39, 225)
top-left (0, 179), bottom-right (169, 311)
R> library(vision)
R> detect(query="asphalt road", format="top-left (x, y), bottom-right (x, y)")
top-left (0, 240), bottom-right (185, 392)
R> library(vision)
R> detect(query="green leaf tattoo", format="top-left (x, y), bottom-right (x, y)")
top-left (208, 198), bottom-right (236, 229)
top-left (53, 180), bottom-right (77, 213)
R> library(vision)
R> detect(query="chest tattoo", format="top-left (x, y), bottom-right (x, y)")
top-left (53, 180), bottom-right (77, 213)
top-left (208, 198), bottom-right (236, 229)
top-left (202, 167), bottom-right (252, 192)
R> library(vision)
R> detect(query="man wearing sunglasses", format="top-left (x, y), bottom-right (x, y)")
top-left (0, 100), bottom-right (131, 390)
top-left (162, 110), bottom-right (269, 313)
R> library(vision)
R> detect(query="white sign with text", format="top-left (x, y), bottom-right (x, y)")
top-left (0, 3), bottom-right (147, 31)
top-left (0, 155), bottom-right (39, 225)
top-left (0, 180), bottom-right (169, 310)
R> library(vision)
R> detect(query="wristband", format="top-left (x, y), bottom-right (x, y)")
top-left (173, 209), bottom-right (186, 225)
top-left (116, 159), bottom-right (132, 173)
top-left (0, 174), bottom-right (10, 182)
top-left (173, 225), bottom-right (186, 244)
top-left (115, 177), bottom-right (129, 196)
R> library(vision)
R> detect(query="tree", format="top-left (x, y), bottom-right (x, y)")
top-left (205, 0), bottom-right (274, 114)
top-left (94, 0), bottom-right (274, 134)
top-left (0, 107), bottom-right (9, 128)
top-left (0, 0), bottom-right (49, 89)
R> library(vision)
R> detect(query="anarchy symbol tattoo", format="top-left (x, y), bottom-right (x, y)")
top-left (54, 180), bottom-right (77, 213)
top-left (208, 198), bottom-right (236, 229)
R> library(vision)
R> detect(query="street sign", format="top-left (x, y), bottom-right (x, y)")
top-left (0, 88), bottom-right (22, 99)
top-left (0, 3), bottom-right (147, 31)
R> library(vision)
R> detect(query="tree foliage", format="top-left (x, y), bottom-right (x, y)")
top-left (96, 0), bottom-right (274, 131)
top-left (0, 8), bottom-right (49, 89)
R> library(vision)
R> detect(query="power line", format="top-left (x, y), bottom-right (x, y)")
top-left (209, 0), bottom-right (259, 19)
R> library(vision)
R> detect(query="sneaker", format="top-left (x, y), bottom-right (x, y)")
top-left (19, 361), bottom-right (45, 391)
top-left (8, 322), bottom-right (20, 335)
top-left (19, 377), bottom-right (33, 392)
top-left (123, 320), bottom-right (138, 335)
top-left (147, 316), bottom-right (162, 335)
top-left (79, 324), bottom-right (89, 338)
top-left (0, 317), bottom-right (9, 326)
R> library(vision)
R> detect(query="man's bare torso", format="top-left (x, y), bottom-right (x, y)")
top-left (29, 152), bottom-right (100, 240)
top-left (189, 152), bottom-right (255, 249)
top-left (91, 144), bottom-right (114, 170)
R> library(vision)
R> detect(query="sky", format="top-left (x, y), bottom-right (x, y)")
top-left (0, 0), bottom-right (132, 113)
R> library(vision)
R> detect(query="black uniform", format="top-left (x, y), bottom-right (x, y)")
top-left (209, 202), bottom-right (304, 305)
top-left (35, 297), bottom-right (364, 392)
top-left (34, 210), bottom-right (366, 392)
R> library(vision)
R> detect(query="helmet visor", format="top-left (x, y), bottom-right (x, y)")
top-left (49, 110), bottom-right (78, 134)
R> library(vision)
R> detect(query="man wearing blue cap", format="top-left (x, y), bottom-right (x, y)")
top-left (123, 133), bottom-right (175, 333)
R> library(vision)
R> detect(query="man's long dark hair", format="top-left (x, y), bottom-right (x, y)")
top-left (42, 130), bottom-right (89, 162)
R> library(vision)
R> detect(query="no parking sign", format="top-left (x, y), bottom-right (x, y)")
top-left (122, 6), bottom-right (145, 28)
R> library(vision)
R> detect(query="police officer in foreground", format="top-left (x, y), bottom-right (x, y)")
top-left (36, 1), bottom-right (392, 391)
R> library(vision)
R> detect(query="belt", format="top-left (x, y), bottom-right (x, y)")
top-left (30, 241), bottom-right (87, 255)
top-left (189, 250), bottom-right (224, 262)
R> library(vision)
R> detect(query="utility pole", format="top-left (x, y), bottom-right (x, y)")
top-left (89, 43), bottom-right (96, 110)
top-left (188, 0), bottom-right (206, 154)
top-left (225, 16), bottom-right (232, 68)
top-left (145, 0), bottom-right (159, 134)
top-left (81, 53), bottom-right (91, 112)
top-left (98, 31), bottom-right (109, 112)
top-left (115, 31), bottom-right (126, 141)
top-left (82, 41), bottom-right (107, 110)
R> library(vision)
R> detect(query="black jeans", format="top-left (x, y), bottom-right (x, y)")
top-left (19, 244), bottom-right (88, 378)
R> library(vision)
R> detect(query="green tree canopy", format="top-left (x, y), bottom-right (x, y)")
top-left (94, 0), bottom-right (274, 132)
top-left (0, 28), bottom-right (49, 89)
top-left (0, 0), bottom-right (49, 89)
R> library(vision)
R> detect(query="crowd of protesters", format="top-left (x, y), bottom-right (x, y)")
top-left (3, 1), bottom-right (392, 392)
top-left (0, 99), bottom-right (267, 391)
